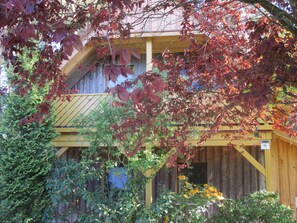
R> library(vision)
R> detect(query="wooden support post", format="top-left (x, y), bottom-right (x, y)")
top-left (264, 149), bottom-right (273, 191)
top-left (144, 169), bottom-right (153, 207)
top-left (234, 145), bottom-right (266, 176)
top-left (146, 38), bottom-right (153, 71)
top-left (56, 147), bottom-right (69, 158)
top-left (143, 148), bottom-right (177, 207)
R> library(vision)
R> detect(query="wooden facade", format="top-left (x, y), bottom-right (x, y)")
top-left (270, 132), bottom-right (297, 214)
top-left (153, 146), bottom-right (265, 201)
top-left (55, 25), bottom-right (297, 217)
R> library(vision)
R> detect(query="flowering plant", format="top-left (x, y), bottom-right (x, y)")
top-left (152, 175), bottom-right (224, 223)
top-left (178, 175), bottom-right (224, 202)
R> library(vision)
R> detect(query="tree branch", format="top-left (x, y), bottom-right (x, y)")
top-left (241, 0), bottom-right (297, 36)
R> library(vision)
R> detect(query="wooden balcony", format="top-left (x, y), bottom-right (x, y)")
top-left (53, 93), bottom-right (273, 146)
top-left (53, 93), bottom-right (107, 133)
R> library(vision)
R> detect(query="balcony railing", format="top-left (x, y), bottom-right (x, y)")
top-left (53, 93), bottom-right (107, 131)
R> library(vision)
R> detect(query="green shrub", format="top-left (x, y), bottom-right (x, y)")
top-left (138, 177), bottom-right (224, 223)
top-left (0, 52), bottom-right (57, 222)
top-left (45, 96), bottom-right (220, 222)
top-left (46, 157), bottom-right (147, 223)
top-left (210, 191), bottom-right (297, 223)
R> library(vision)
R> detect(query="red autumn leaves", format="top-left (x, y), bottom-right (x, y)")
top-left (103, 47), bottom-right (167, 104)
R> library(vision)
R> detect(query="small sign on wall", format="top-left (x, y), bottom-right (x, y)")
top-left (261, 140), bottom-right (270, 150)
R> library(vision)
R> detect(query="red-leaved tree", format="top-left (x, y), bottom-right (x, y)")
top-left (1, 0), bottom-right (297, 165)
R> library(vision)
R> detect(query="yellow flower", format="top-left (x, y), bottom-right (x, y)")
top-left (189, 189), bottom-right (196, 195)
top-left (208, 186), bottom-right (216, 192)
top-left (183, 194), bottom-right (189, 199)
top-left (178, 175), bottom-right (187, 180)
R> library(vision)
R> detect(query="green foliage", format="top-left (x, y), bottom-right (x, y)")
top-left (138, 177), bottom-right (223, 223)
top-left (46, 157), bottom-right (213, 223)
top-left (78, 95), bottom-right (134, 158)
top-left (46, 157), bottom-right (147, 223)
top-left (44, 95), bottom-right (297, 223)
top-left (78, 95), bottom-right (174, 172)
top-left (210, 191), bottom-right (297, 223)
top-left (46, 97), bottom-right (146, 222)
top-left (0, 53), bottom-right (57, 222)
top-left (138, 190), bottom-right (209, 223)
top-left (45, 96), bottom-right (216, 222)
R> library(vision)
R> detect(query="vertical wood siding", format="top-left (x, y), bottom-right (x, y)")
top-left (71, 55), bottom-right (147, 94)
top-left (56, 146), bottom-right (266, 221)
top-left (72, 63), bottom-right (106, 93)
top-left (271, 137), bottom-right (297, 214)
top-left (153, 146), bottom-right (265, 201)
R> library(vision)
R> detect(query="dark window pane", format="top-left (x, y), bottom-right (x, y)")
top-left (182, 163), bottom-right (207, 185)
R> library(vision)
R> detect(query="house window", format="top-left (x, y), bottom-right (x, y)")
top-left (108, 167), bottom-right (128, 189)
top-left (180, 163), bottom-right (207, 185)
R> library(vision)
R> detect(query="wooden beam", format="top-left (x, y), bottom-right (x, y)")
top-left (61, 45), bottom-right (94, 77)
top-left (187, 139), bottom-right (264, 147)
top-left (234, 145), bottom-right (266, 176)
top-left (264, 149), bottom-right (273, 191)
top-left (143, 148), bottom-right (177, 207)
top-left (53, 141), bottom-right (90, 147)
top-left (55, 127), bottom-right (80, 133)
top-left (53, 134), bottom-right (87, 142)
top-left (146, 38), bottom-right (153, 71)
top-left (130, 31), bottom-right (206, 39)
top-left (56, 147), bottom-right (69, 158)
top-left (188, 125), bottom-right (273, 131)
top-left (65, 52), bottom-right (98, 89)
top-left (140, 38), bottom-right (157, 207)
top-left (145, 169), bottom-right (153, 207)
top-left (53, 133), bottom-right (120, 147)
top-left (53, 131), bottom-right (272, 148)
top-left (55, 126), bottom-right (273, 134)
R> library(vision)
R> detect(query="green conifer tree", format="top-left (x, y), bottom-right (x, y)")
top-left (0, 51), bottom-right (57, 222)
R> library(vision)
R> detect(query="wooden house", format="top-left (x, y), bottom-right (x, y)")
top-left (53, 9), bottom-right (297, 217)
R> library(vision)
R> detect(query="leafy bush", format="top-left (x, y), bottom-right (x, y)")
top-left (45, 96), bottom-right (221, 222)
top-left (210, 191), bottom-right (297, 223)
top-left (46, 157), bottom-right (147, 223)
top-left (138, 178), bottom-right (223, 223)
top-left (46, 159), bottom-right (222, 222)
